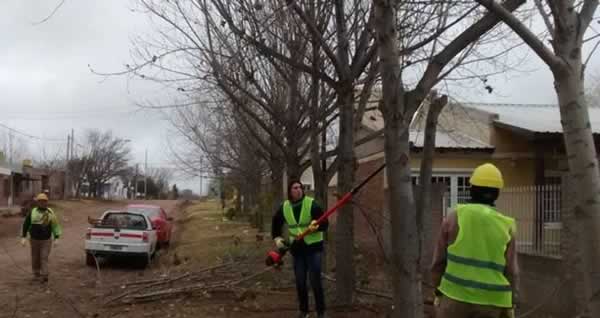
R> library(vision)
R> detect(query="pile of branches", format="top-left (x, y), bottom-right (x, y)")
top-left (103, 262), bottom-right (273, 305)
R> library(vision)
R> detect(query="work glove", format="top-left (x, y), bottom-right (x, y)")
top-left (307, 220), bottom-right (319, 233)
top-left (433, 289), bottom-right (442, 307)
top-left (274, 237), bottom-right (286, 250)
top-left (20, 237), bottom-right (28, 247)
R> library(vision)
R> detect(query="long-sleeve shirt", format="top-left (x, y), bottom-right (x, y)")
top-left (431, 209), bottom-right (520, 298)
top-left (271, 197), bottom-right (328, 255)
top-left (22, 207), bottom-right (62, 240)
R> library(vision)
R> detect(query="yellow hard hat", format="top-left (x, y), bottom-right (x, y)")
top-left (470, 163), bottom-right (504, 189)
top-left (36, 193), bottom-right (49, 201)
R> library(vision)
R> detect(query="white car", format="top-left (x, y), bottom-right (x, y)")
top-left (85, 210), bottom-right (158, 267)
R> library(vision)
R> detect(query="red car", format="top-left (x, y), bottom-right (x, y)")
top-left (126, 204), bottom-right (173, 247)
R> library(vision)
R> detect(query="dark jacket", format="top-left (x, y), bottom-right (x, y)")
top-left (271, 196), bottom-right (328, 255)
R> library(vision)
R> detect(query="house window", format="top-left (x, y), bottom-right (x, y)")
top-left (457, 176), bottom-right (471, 205)
top-left (541, 176), bottom-right (561, 223)
top-left (413, 173), bottom-right (471, 213)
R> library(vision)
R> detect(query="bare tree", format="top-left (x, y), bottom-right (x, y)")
top-left (82, 130), bottom-right (131, 198)
top-left (373, 0), bottom-right (525, 316)
top-left (473, 0), bottom-right (600, 315)
top-left (206, 0), bottom-right (378, 303)
top-left (147, 167), bottom-right (174, 199)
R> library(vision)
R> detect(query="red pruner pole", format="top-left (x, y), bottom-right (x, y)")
top-left (296, 162), bottom-right (386, 241)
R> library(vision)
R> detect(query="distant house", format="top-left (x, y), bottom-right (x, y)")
top-left (0, 161), bottom-right (66, 207)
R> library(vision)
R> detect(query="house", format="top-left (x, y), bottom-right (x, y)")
top-left (101, 177), bottom-right (129, 200)
top-left (341, 101), bottom-right (599, 317)
top-left (0, 161), bottom-right (66, 207)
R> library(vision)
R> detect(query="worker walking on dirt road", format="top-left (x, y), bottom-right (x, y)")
top-left (431, 163), bottom-right (519, 318)
top-left (272, 180), bottom-right (328, 318)
top-left (20, 193), bottom-right (62, 283)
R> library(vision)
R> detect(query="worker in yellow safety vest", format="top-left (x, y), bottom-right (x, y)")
top-left (431, 163), bottom-right (519, 318)
top-left (20, 193), bottom-right (62, 283)
top-left (272, 180), bottom-right (328, 318)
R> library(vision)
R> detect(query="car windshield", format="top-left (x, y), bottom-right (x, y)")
top-left (99, 212), bottom-right (148, 230)
top-left (127, 206), bottom-right (161, 218)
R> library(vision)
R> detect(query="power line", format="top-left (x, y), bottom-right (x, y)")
top-left (0, 121), bottom-right (65, 142)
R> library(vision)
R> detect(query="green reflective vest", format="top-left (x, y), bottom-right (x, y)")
top-left (28, 207), bottom-right (62, 239)
top-left (439, 204), bottom-right (516, 308)
top-left (282, 196), bottom-right (323, 245)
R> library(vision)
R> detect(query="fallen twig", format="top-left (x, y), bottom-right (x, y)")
top-left (104, 272), bottom-right (191, 305)
top-left (105, 262), bottom-right (235, 305)
top-left (323, 274), bottom-right (392, 300)
top-left (128, 267), bottom-right (272, 303)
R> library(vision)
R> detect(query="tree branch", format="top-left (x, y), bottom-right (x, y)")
top-left (580, 0), bottom-right (600, 32)
top-left (534, 0), bottom-right (555, 35)
top-left (474, 0), bottom-right (566, 73)
top-left (416, 0), bottom-right (529, 98)
top-left (288, 1), bottom-right (344, 77)
top-left (32, 0), bottom-right (66, 25)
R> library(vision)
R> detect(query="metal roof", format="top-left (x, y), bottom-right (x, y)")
top-left (410, 130), bottom-right (493, 149)
top-left (361, 108), bottom-right (492, 149)
top-left (460, 102), bottom-right (600, 134)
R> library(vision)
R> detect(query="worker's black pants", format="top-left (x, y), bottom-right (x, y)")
top-left (293, 251), bottom-right (325, 314)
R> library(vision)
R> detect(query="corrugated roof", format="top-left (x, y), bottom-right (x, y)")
top-left (361, 108), bottom-right (492, 149)
top-left (410, 130), bottom-right (493, 149)
top-left (461, 102), bottom-right (600, 134)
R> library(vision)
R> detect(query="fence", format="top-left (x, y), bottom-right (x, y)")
top-left (443, 185), bottom-right (562, 258)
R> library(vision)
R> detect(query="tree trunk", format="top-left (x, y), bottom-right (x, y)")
top-left (285, 154), bottom-right (301, 183)
top-left (375, 0), bottom-right (423, 316)
top-left (309, 4), bottom-right (326, 208)
top-left (335, 84), bottom-right (356, 306)
top-left (333, 0), bottom-right (356, 305)
top-left (384, 121), bottom-right (422, 318)
top-left (555, 67), bottom-right (600, 316)
top-left (417, 94), bottom-right (446, 284)
top-left (269, 136), bottom-right (285, 230)
top-left (551, 14), bottom-right (600, 314)
top-left (561, 175), bottom-right (587, 316)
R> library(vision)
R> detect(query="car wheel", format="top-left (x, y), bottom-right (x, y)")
top-left (138, 255), bottom-right (150, 268)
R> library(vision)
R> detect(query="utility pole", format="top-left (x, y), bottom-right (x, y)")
top-left (65, 132), bottom-right (71, 199)
top-left (134, 163), bottom-right (139, 199)
top-left (7, 131), bottom-right (13, 206)
top-left (199, 175), bottom-right (203, 198)
top-left (70, 129), bottom-right (75, 159)
top-left (144, 149), bottom-right (148, 200)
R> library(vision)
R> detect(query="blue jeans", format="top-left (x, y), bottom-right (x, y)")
top-left (293, 251), bottom-right (325, 314)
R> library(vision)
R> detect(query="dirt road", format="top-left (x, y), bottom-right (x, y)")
top-left (0, 200), bottom-right (387, 318)
top-left (0, 200), bottom-right (179, 318)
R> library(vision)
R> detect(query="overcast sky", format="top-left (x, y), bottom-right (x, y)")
top-left (0, 0), bottom-right (206, 192)
top-left (1, 1), bottom-right (599, 193)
